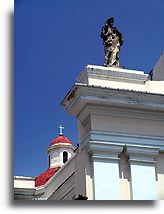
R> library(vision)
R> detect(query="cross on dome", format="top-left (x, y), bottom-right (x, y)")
top-left (58, 125), bottom-right (64, 135)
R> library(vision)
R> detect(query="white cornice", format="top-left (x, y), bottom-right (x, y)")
top-left (61, 84), bottom-right (164, 116)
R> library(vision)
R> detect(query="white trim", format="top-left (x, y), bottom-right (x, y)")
top-left (47, 143), bottom-right (74, 153)
top-left (125, 144), bottom-right (159, 163)
top-left (61, 84), bottom-right (164, 116)
top-left (91, 155), bottom-right (119, 161)
top-left (14, 176), bottom-right (35, 180)
top-left (86, 64), bottom-right (145, 74)
top-left (79, 131), bottom-right (164, 151)
top-left (87, 141), bottom-right (123, 160)
top-left (77, 65), bottom-right (147, 84)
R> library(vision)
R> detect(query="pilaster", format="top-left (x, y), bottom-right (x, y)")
top-left (125, 145), bottom-right (159, 200)
top-left (87, 142), bottom-right (123, 200)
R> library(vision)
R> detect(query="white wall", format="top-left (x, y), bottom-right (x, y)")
top-left (130, 163), bottom-right (158, 200)
top-left (91, 107), bottom-right (164, 137)
top-left (93, 159), bottom-right (120, 200)
top-left (14, 176), bottom-right (35, 189)
top-left (48, 145), bottom-right (74, 168)
top-left (61, 62), bottom-right (164, 200)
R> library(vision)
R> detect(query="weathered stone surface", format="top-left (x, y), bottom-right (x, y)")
top-left (101, 17), bottom-right (124, 67)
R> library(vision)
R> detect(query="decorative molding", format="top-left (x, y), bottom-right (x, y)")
top-left (124, 144), bottom-right (160, 164)
top-left (61, 84), bottom-right (164, 116)
top-left (91, 155), bottom-right (119, 161)
top-left (87, 141), bottom-right (123, 161)
top-left (79, 131), bottom-right (164, 151)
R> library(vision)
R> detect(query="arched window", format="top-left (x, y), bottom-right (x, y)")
top-left (63, 151), bottom-right (68, 163)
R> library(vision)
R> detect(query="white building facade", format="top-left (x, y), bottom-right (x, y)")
top-left (14, 54), bottom-right (164, 200)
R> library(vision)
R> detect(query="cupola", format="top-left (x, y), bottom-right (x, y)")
top-left (35, 125), bottom-right (74, 187)
top-left (47, 125), bottom-right (74, 168)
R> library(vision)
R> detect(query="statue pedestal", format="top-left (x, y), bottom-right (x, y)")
top-left (61, 65), bottom-right (163, 200)
top-left (77, 65), bottom-right (148, 89)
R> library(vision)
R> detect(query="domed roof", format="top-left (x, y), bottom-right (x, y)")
top-left (35, 167), bottom-right (60, 187)
top-left (51, 134), bottom-right (72, 145)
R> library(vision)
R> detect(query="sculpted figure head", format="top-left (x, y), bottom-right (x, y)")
top-left (106, 17), bottom-right (114, 27)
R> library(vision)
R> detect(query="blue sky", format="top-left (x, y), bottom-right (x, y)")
top-left (14, 0), bottom-right (164, 177)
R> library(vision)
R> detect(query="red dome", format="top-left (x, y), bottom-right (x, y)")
top-left (35, 167), bottom-right (60, 187)
top-left (51, 134), bottom-right (72, 145)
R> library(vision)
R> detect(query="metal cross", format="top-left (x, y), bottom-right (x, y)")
top-left (59, 125), bottom-right (64, 135)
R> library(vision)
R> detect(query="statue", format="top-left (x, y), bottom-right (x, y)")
top-left (101, 17), bottom-right (124, 67)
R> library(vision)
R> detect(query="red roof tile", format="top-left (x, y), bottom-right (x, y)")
top-left (35, 167), bottom-right (60, 187)
top-left (51, 134), bottom-right (72, 145)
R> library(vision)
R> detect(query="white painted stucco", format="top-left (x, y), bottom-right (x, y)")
top-left (15, 54), bottom-right (164, 200)
top-left (130, 163), bottom-right (157, 200)
top-left (93, 159), bottom-right (120, 200)
top-left (61, 60), bottom-right (164, 200)
top-left (77, 64), bottom-right (164, 95)
top-left (14, 176), bottom-right (35, 189)
top-left (47, 143), bottom-right (74, 168)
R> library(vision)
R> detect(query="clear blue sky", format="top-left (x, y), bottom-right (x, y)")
top-left (14, 0), bottom-right (164, 177)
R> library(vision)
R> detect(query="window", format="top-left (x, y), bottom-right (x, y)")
top-left (63, 151), bottom-right (68, 163)
top-left (48, 155), bottom-right (50, 167)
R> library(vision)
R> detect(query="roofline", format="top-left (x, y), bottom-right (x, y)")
top-left (14, 176), bottom-right (35, 180)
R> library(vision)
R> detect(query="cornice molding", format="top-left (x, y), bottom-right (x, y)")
top-left (87, 141), bottom-right (123, 161)
top-left (124, 144), bottom-right (159, 164)
top-left (61, 84), bottom-right (164, 116)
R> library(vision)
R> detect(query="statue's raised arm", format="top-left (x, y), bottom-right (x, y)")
top-left (101, 17), bottom-right (124, 67)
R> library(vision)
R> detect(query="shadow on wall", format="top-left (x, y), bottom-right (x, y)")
top-left (156, 153), bottom-right (164, 199)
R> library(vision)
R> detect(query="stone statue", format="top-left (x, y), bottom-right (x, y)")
top-left (101, 17), bottom-right (124, 67)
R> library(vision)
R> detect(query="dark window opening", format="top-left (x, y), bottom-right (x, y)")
top-left (63, 151), bottom-right (68, 163)
top-left (48, 155), bottom-right (50, 167)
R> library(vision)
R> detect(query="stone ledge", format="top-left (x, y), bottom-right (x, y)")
top-left (77, 64), bottom-right (148, 84)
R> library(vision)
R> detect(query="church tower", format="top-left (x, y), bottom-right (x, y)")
top-left (47, 125), bottom-right (74, 169)
top-left (35, 125), bottom-right (74, 187)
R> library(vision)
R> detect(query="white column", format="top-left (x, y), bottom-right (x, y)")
top-left (126, 145), bottom-right (159, 200)
top-left (88, 142), bottom-right (123, 200)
